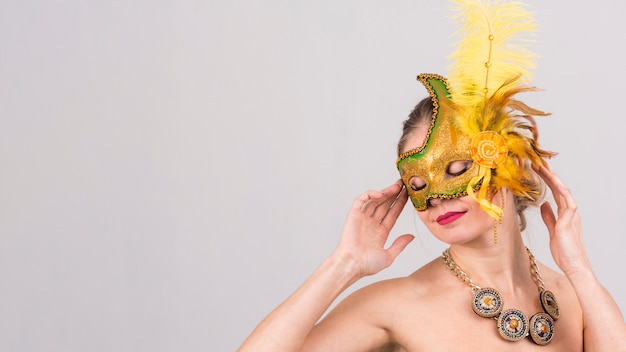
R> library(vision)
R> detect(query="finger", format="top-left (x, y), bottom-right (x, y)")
top-left (554, 182), bottom-right (579, 223)
top-left (359, 182), bottom-right (403, 217)
top-left (540, 201), bottom-right (556, 238)
top-left (385, 234), bottom-right (415, 262)
top-left (384, 179), bottom-right (405, 193)
top-left (535, 166), bottom-right (564, 209)
top-left (372, 182), bottom-right (405, 222)
top-left (353, 190), bottom-right (383, 214)
top-left (537, 166), bottom-right (579, 222)
top-left (380, 185), bottom-right (409, 227)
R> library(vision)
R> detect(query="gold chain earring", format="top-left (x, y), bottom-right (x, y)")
top-left (493, 190), bottom-right (504, 244)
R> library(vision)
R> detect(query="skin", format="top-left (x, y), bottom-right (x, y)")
top-left (238, 126), bottom-right (626, 351)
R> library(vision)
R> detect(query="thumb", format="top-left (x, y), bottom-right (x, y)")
top-left (540, 201), bottom-right (556, 237)
top-left (386, 234), bottom-right (415, 261)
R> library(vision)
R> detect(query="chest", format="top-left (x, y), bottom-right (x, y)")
top-left (387, 294), bottom-right (582, 352)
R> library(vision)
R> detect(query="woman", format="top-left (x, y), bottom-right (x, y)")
top-left (238, 1), bottom-right (626, 350)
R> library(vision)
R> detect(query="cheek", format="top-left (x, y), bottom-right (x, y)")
top-left (416, 210), bottom-right (432, 224)
top-left (458, 198), bottom-right (498, 229)
top-left (416, 210), bottom-right (442, 237)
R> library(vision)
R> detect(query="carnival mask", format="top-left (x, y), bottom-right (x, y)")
top-left (397, 74), bottom-right (480, 211)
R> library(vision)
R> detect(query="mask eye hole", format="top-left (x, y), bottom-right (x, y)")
top-left (409, 176), bottom-right (426, 191)
top-left (446, 160), bottom-right (473, 179)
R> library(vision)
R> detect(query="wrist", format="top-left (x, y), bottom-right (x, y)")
top-left (565, 266), bottom-right (597, 284)
top-left (561, 256), bottom-right (596, 283)
top-left (325, 250), bottom-right (363, 286)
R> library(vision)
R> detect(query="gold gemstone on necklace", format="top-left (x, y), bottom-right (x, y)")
top-left (540, 290), bottom-right (561, 320)
top-left (497, 309), bottom-right (529, 341)
top-left (529, 312), bottom-right (555, 345)
top-left (472, 287), bottom-right (503, 318)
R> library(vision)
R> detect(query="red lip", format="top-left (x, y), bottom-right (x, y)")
top-left (436, 211), bottom-right (466, 225)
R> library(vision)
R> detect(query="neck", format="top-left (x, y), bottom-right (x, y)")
top-left (446, 210), bottom-right (533, 294)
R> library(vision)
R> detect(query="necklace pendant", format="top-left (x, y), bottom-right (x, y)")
top-left (472, 287), bottom-right (503, 318)
top-left (540, 290), bottom-right (560, 320)
top-left (442, 247), bottom-right (559, 345)
top-left (497, 308), bottom-right (529, 341)
top-left (529, 312), bottom-right (555, 345)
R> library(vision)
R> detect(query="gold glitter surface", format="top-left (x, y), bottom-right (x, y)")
top-left (397, 74), bottom-right (479, 210)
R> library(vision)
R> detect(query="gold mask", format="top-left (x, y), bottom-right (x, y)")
top-left (397, 74), bottom-right (479, 211)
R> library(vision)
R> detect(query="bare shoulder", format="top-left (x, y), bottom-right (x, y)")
top-left (342, 256), bottom-right (449, 306)
top-left (537, 260), bottom-right (584, 342)
top-left (330, 256), bottom-right (460, 330)
top-left (537, 261), bottom-right (580, 303)
top-left (313, 256), bottom-right (449, 337)
top-left (312, 258), bottom-right (467, 351)
top-left (334, 257), bottom-right (444, 310)
top-left (305, 257), bottom-right (445, 350)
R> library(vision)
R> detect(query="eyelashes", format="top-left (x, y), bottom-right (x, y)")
top-left (446, 160), bottom-right (473, 178)
top-left (410, 182), bottom-right (426, 192)
top-left (407, 160), bottom-right (474, 192)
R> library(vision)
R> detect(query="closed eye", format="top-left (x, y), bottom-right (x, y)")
top-left (409, 176), bottom-right (426, 191)
top-left (446, 160), bottom-right (473, 179)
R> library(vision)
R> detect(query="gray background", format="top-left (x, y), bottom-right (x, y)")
top-left (2, 1), bottom-right (625, 351)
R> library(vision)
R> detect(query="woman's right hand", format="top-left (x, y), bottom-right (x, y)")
top-left (333, 180), bottom-right (414, 279)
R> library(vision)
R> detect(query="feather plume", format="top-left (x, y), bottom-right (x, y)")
top-left (399, 0), bottom-right (555, 220)
top-left (447, 0), bottom-right (537, 108)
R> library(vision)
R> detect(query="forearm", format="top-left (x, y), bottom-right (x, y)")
top-left (567, 269), bottom-right (626, 351)
top-left (238, 253), bottom-right (360, 352)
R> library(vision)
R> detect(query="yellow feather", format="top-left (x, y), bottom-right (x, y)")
top-left (447, 0), bottom-right (537, 108)
top-left (418, 1), bottom-right (555, 218)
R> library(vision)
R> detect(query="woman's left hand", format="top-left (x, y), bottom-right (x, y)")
top-left (536, 166), bottom-right (591, 277)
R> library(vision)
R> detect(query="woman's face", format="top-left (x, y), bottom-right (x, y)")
top-left (397, 97), bottom-right (480, 212)
top-left (402, 126), bottom-right (495, 244)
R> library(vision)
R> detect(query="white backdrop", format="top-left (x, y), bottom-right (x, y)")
top-left (2, 1), bottom-right (625, 351)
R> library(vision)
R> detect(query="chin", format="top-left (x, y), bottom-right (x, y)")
top-left (436, 234), bottom-right (478, 246)
top-left (428, 222), bottom-right (491, 245)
